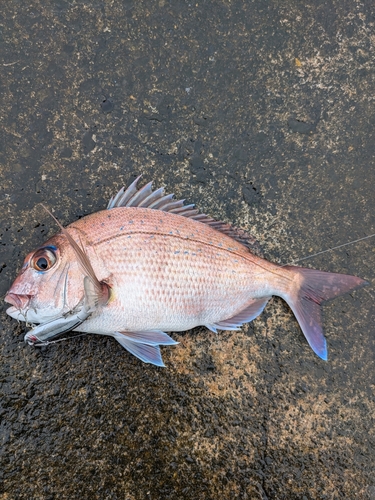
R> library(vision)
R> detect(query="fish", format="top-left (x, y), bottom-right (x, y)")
top-left (4, 176), bottom-right (368, 367)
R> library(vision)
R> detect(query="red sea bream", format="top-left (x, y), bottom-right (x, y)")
top-left (4, 177), bottom-right (367, 366)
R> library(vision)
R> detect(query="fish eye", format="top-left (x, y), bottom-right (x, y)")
top-left (36, 257), bottom-right (48, 270)
top-left (31, 247), bottom-right (57, 272)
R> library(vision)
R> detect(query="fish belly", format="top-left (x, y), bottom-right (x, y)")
top-left (76, 232), bottom-right (273, 334)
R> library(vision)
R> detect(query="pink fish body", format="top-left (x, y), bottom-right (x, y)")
top-left (5, 177), bottom-right (367, 366)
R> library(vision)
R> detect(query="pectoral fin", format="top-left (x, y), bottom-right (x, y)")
top-left (82, 276), bottom-right (103, 313)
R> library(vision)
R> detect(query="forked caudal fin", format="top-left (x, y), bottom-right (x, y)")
top-left (282, 266), bottom-right (368, 360)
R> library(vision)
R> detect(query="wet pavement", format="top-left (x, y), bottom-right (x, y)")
top-left (1, 1), bottom-right (375, 499)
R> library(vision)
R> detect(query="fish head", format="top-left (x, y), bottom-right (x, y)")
top-left (5, 233), bottom-right (83, 324)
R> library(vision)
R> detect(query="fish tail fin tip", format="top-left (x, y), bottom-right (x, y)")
top-left (283, 266), bottom-right (368, 360)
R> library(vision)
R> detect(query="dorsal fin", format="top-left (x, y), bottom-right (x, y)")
top-left (107, 176), bottom-right (262, 255)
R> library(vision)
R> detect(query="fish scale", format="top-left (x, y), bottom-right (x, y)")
top-left (70, 209), bottom-right (268, 333)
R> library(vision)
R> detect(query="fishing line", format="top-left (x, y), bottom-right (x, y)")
top-left (32, 332), bottom-right (88, 347)
top-left (285, 232), bottom-right (375, 266)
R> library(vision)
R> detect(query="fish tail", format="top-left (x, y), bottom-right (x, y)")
top-left (282, 266), bottom-right (368, 360)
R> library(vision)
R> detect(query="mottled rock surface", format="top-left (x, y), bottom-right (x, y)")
top-left (1, 1), bottom-right (374, 499)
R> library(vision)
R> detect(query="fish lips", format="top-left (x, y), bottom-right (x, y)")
top-left (4, 293), bottom-right (31, 311)
top-left (4, 293), bottom-right (36, 322)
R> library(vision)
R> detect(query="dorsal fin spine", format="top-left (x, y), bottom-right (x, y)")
top-left (107, 177), bottom-right (262, 255)
top-left (149, 193), bottom-right (175, 209)
top-left (139, 187), bottom-right (165, 208)
top-left (126, 181), bottom-right (153, 207)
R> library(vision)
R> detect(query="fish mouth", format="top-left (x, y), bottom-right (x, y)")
top-left (4, 293), bottom-right (32, 310)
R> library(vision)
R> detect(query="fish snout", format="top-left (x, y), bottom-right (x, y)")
top-left (4, 293), bottom-right (31, 310)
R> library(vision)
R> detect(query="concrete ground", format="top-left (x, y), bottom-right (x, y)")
top-left (0, 1), bottom-right (374, 499)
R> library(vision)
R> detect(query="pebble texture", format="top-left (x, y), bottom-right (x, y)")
top-left (1, 1), bottom-right (374, 499)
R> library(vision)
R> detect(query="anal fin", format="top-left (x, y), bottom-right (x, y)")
top-left (206, 297), bottom-right (270, 332)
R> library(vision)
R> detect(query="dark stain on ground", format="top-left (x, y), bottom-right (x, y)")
top-left (1, 1), bottom-right (375, 499)
top-left (287, 118), bottom-right (316, 135)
